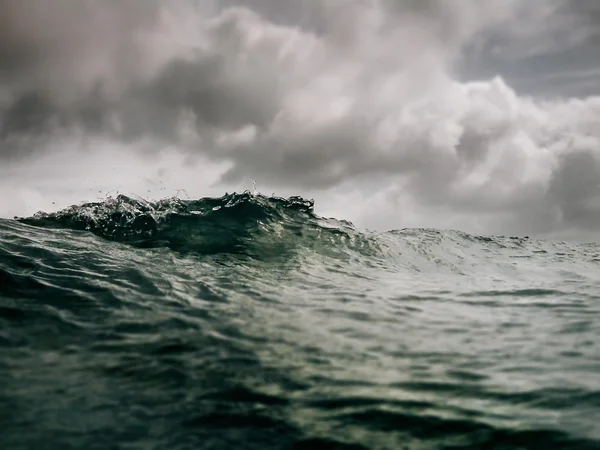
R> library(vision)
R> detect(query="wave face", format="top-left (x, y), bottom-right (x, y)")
top-left (2, 193), bottom-right (600, 449)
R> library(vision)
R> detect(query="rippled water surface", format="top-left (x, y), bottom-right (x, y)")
top-left (1, 192), bottom-right (599, 449)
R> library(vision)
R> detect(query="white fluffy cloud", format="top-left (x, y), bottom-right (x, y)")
top-left (1, 0), bottom-right (600, 238)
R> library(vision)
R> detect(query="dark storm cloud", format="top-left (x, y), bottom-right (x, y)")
top-left (0, 0), bottom-right (162, 150)
top-left (0, 0), bottom-right (512, 149)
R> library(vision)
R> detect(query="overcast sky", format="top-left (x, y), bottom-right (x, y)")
top-left (1, 0), bottom-right (600, 238)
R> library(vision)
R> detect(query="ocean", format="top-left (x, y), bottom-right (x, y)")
top-left (1, 192), bottom-right (599, 449)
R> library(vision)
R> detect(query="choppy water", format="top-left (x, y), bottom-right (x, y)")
top-left (1, 192), bottom-right (599, 449)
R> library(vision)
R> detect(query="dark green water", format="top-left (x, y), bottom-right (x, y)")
top-left (1, 192), bottom-right (599, 449)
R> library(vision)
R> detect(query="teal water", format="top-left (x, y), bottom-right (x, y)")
top-left (1, 192), bottom-right (599, 449)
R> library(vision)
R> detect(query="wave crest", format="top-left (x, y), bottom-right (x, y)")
top-left (17, 192), bottom-right (370, 259)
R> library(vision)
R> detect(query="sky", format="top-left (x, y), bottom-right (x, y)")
top-left (1, 0), bottom-right (600, 239)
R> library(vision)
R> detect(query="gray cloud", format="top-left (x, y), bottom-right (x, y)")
top-left (0, 0), bottom-right (515, 143)
top-left (460, 0), bottom-right (600, 97)
top-left (1, 0), bottom-right (600, 237)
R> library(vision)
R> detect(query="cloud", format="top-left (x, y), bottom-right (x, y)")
top-left (1, 0), bottom-right (600, 238)
top-left (488, 0), bottom-right (600, 60)
top-left (460, 0), bottom-right (600, 97)
top-left (0, 0), bottom-right (514, 143)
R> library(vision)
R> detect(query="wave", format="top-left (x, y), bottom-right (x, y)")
top-left (15, 191), bottom-right (385, 261)
top-left (2, 192), bottom-right (600, 449)
top-left (17, 191), bottom-right (316, 242)
top-left (12, 191), bottom-right (600, 278)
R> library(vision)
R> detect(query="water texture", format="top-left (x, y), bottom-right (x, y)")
top-left (1, 192), bottom-right (599, 449)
